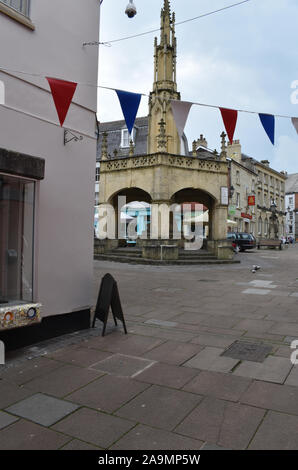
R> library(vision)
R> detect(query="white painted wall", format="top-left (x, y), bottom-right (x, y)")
top-left (0, 0), bottom-right (100, 317)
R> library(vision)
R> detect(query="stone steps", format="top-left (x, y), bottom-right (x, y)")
top-left (94, 253), bottom-right (240, 265)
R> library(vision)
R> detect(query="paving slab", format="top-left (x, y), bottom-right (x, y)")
top-left (128, 324), bottom-right (198, 343)
top-left (144, 319), bottom-right (178, 328)
top-left (115, 385), bottom-right (202, 431)
top-left (61, 439), bottom-right (103, 450)
top-left (184, 347), bottom-right (239, 373)
top-left (182, 370), bottom-right (252, 402)
top-left (0, 419), bottom-right (70, 450)
top-left (249, 411), bottom-right (298, 450)
top-left (197, 315), bottom-right (239, 329)
top-left (269, 323), bottom-right (298, 336)
top-left (241, 288), bottom-right (272, 295)
top-left (233, 319), bottom-right (275, 334)
top-left (241, 381), bottom-right (298, 415)
top-left (110, 424), bottom-right (204, 450)
top-left (201, 443), bottom-right (230, 450)
top-left (142, 340), bottom-right (204, 365)
top-left (0, 379), bottom-right (34, 409)
top-left (0, 357), bottom-right (63, 385)
top-left (89, 354), bottom-right (155, 378)
top-left (102, 335), bottom-right (165, 356)
top-left (273, 345), bottom-right (292, 358)
top-left (47, 347), bottom-right (113, 367)
top-left (0, 411), bottom-right (18, 430)
top-left (175, 397), bottom-right (265, 450)
top-left (52, 407), bottom-right (135, 449)
top-left (135, 362), bottom-right (198, 389)
top-left (249, 280), bottom-right (278, 288)
top-left (6, 393), bottom-right (79, 427)
top-left (171, 312), bottom-right (213, 325)
top-left (66, 375), bottom-right (150, 413)
top-left (233, 356), bottom-right (292, 383)
top-left (284, 365), bottom-right (298, 386)
top-left (23, 364), bottom-right (103, 397)
top-left (190, 334), bottom-right (235, 349)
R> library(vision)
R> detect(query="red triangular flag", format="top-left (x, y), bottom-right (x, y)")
top-left (219, 108), bottom-right (238, 144)
top-left (46, 77), bottom-right (77, 126)
top-left (292, 118), bottom-right (298, 135)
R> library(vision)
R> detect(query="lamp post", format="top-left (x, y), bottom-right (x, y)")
top-left (269, 199), bottom-right (279, 239)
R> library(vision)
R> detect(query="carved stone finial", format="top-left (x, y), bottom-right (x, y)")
top-left (129, 140), bottom-right (134, 156)
top-left (157, 118), bottom-right (168, 151)
top-left (192, 140), bottom-right (197, 156)
top-left (220, 131), bottom-right (227, 159)
top-left (101, 132), bottom-right (108, 160)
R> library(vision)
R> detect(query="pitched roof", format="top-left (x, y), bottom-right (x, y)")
top-left (286, 173), bottom-right (298, 193)
top-left (97, 117), bottom-right (148, 160)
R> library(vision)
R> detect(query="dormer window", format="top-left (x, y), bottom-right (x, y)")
top-left (121, 127), bottom-right (135, 148)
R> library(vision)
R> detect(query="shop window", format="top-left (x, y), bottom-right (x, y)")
top-left (264, 218), bottom-right (269, 236)
top-left (258, 217), bottom-right (262, 235)
top-left (95, 163), bottom-right (100, 182)
top-left (0, 174), bottom-right (35, 305)
top-left (236, 171), bottom-right (240, 185)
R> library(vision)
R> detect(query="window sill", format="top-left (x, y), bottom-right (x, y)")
top-left (0, 3), bottom-right (35, 30)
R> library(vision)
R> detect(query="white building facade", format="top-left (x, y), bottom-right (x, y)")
top-left (0, 0), bottom-right (100, 345)
top-left (285, 193), bottom-right (295, 240)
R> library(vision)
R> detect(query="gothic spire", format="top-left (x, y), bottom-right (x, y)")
top-left (148, 0), bottom-right (181, 154)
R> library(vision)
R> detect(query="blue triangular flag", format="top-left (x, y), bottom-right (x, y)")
top-left (115, 90), bottom-right (142, 135)
top-left (259, 113), bottom-right (275, 145)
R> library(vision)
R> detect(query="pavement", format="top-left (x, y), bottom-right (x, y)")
top-left (0, 244), bottom-right (298, 450)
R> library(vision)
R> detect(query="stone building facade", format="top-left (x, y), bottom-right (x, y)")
top-left (0, 0), bottom-right (100, 343)
top-left (226, 141), bottom-right (286, 238)
top-left (96, 0), bottom-right (286, 257)
top-left (285, 173), bottom-right (298, 241)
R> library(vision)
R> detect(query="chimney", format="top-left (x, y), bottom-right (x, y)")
top-left (227, 139), bottom-right (241, 163)
top-left (197, 134), bottom-right (208, 148)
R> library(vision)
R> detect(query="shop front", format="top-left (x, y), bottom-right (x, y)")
top-left (0, 148), bottom-right (44, 332)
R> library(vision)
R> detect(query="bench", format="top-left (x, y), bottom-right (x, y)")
top-left (257, 239), bottom-right (282, 250)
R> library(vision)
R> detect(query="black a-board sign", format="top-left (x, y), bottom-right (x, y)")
top-left (92, 273), bottom-right (127, 337)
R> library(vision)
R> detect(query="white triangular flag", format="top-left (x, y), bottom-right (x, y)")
top-left (292, 117), bottom-right (298, 134)
top-left (170, 100), bottom-right (193, 138)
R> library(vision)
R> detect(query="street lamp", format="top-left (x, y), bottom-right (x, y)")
top-left (269, 199), bottom-right (279, 239)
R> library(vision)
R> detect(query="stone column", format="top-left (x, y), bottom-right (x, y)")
top-left (210, 204), bottom-right (233, 259)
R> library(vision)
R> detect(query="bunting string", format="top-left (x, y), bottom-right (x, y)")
top-left (0, 66), bottom-right (297, 138)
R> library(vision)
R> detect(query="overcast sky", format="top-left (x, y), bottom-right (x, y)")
top-left (96, 0), bottom-right (298, 173)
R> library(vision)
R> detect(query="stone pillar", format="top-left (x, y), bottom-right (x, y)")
top-left (210, 205), bottom-right (233, 260)
top-left (101, 132), bottom-right (108, 161)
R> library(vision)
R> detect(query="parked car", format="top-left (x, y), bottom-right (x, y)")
top-left (227, 232), bottom-right (256, 252)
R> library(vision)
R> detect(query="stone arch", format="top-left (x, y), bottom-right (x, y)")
top-left (108, 187), bottom-right (152, 206)
top-left (170, 187), bottom-right (217, 245)
top-left (108, 187), bottom-right (152, 245)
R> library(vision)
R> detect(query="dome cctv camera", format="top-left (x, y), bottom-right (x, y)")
top-left (125, 0), bottom-right (137, 18)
